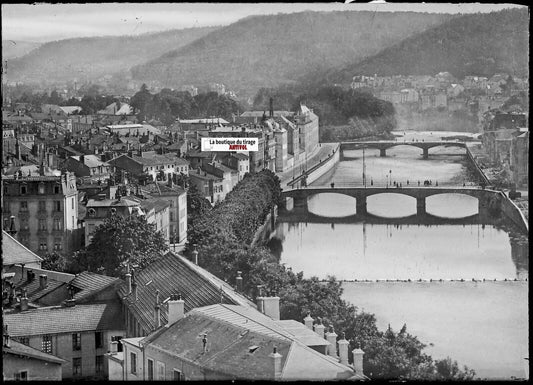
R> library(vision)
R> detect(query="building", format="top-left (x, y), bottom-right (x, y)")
top-left (62, 154), bottom-right (111, 183)
top-left (4, 302), bottom-right (124, 380)
top-left (84, 194), bottom-right (171, 245)
top-left (293, 104), bottom-right (319, 156)
top-left (110, 302), bottom-right (366, 381)
top-left (3, 332), bottom-right (66, 381)
top-left (118, 251), bottom-right (256, 338)
top-left (140, 181), bottom-right (188, 244)
top-left (2, 171), bottom-right (82, 256)
top-left (109, 153), bottom-right (189, 182)
top-left (510, 129), bottom-right (529, 187)
top-left (188, 167), bottom-right (225, 204)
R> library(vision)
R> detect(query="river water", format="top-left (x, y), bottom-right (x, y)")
top-left (270, 131), bottom-right (529, 379)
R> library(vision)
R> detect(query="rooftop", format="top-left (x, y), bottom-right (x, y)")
top-left (4, 302), bottom-right (123, 336)
top-left (118, 251), bottom-right (255, 333)
top-left (2, 231), bottom-right (43, 266)
top-left (4, 339), bottom-right (66, 364)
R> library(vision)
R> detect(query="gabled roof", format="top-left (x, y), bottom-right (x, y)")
top-left (4, 302), bottom-right (123, 336)
top-left (4, 339), bottom-right (66, 364)
top-left (140, 304), bottom-right (356, 381)
top-left (70, 154), bottom-right (109, 168)
top-left (118, 251), bottom-right (255, 333)
top-left (2, 231), bottom-right (43, 266)
top-left (69, 271), bottom-right (122, 302)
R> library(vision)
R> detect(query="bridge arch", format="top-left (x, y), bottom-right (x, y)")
top-left (366, 193), bottom-right (417, 218)
top-left (426, 193), bottom-right (478, 218)
top-left (307, 192), bottom-right (357, 217)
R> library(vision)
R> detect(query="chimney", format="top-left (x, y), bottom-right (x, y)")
top-left (338, 332), bottom-right (349, 366)
top-left (20, 290), bottom-right (29, 311)
top-left (154, 290), bottom-right (161, 328)
top-left (269, 97), bottom-right (274, 118)
top-left (202, 333), bottom-right (208, 353)
top-left (314, 321), bottom-right (325, 339)
top-left (109, 341), bottom-right (118, 354)
top-left (167, 294), bottom-right (185, 326)
top-left (303, 313), bottom-right (314, 330)
top-left (268, 346), bottom-right (283, 380)
top-left (132, 281), bottom-right (138, 301)
top-left (192, 246), bottom-right (199, 265)
top-left (236, 271), bottom-right (243, 292)
top-left (352, 346), bottom-right (365, 375)
top-left (80, 154), bottom-right (85, 165)
top-left (167, 174), bottom-right (174, 188)
top-left (39, 274), bottom-right (48, 290)
top-left (3, 325), bottom-right (10, 348)
top-left (125, 273), bottom-right (132, 294)
top-left (326, 326), bottom-right (338, 358)
top-left (261, 294), bottom-right (280, 321)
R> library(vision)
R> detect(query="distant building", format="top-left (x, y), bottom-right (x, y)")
top-left (62, 154), bottom-right (111, 183)
top-left (109, 153), bottom-right (189, 182)
top-left (2, 171), bottom-right (81, 256)
top-left (188, 167), bottom-right (225, 204)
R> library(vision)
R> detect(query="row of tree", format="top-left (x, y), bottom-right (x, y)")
top-left (254, 85), bottom-right (397, 136)
top-left (183, 169), bottom-right (475, 380)
top-left (130, 84), bottom-right (243, 125)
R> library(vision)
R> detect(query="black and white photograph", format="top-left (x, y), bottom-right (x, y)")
top-left (1, 2), bottom-right (529, 381)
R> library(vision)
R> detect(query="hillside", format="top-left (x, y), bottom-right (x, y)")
top-left (315, 8), bottom-right (529, 84)
top-left (131, 11), bottom-right (454, 96)
top-left (6, 27), bottom-right (220, 83)
top-left (2, 40), bottom-right (42, 60)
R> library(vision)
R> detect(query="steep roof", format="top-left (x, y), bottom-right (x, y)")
top-left (4, 302), bottom-right (123, 336)
top-left (2, 231), bottom-right (43, 266)
top-left (4, 339), bottom-right (66, 364)
top-left (69, 271), bottom-right (122, 302)
top-left (71, 154), bottom-right (109, 168)
top-left (118, 251), bottom-right (255, 333)
top-left (141, 304), bottom-right (356, 381)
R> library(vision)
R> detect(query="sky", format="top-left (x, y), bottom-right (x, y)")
top-left (2, 2), bottom-right (525, 43)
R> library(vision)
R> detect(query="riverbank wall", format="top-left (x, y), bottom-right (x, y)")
top-left (251, 205), bottom-right (278, 248)
top-left (465, 145), bottom-right (491, 186)
top-left (497, 192), bottom-right (529, 233)
top-left (287, 143), bottom-right (340, 188)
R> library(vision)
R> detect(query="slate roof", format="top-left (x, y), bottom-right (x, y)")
top-left (4, 302), bottom-right (123, 337)
top-left (131, 154), bottom-right (189, 167)
top-left (69, 271), bottom-right (122, 302)
top-left (71, 154), bottom-right (109, 168)
top-left (118, 251), bottom-right (255, 333)
top-left (4, 339), bottom-right (66, 364)
top-left (2, 231), bottom-right (43, 266)
top-left (140, 304), bottom-right (356, 381)
top-left (141, 308), bottom-right (291, 380)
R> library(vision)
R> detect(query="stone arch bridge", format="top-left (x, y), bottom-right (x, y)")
top-left (281, 186), bottom-right (502, 218)
top-left (340, 140), bottom-right (469, 159)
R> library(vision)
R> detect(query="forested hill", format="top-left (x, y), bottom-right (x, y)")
top-left (6, 27), bottom-right (219, 83)
top-left (2, 40), bottom-right (41, 59)
top-left (131, 11), bottom-right (454, 95)
top-left (310, 8), bottom-right (528, 85)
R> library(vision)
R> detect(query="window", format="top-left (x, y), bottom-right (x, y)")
top-left (169, 211), bottom-right (174, 221)
top-left (38, 183), bottom-right (45, 194)
top-left (95, 332), bottom-right (103, 349)
top-left (54, 240), bottom-right (62, 251)
top-left (16, 337), bottom-right (30, 345)
top-left (130, 352), bottom-right (137, 374)
top-left (73, 357), bottom-right (82, 376)
top-left (54, 201), bottom-right (61, 212)
top-left (54, 185), bottom-right (60, 194)
top-left (88, 208), bottom-right (96, 217)
top-left (71, 197), bottom-right (74, 210)
top-left (53, 218), bottom-right (62, 230)
top-left (39, 241), bottom-right (47, 251)
top-left (20, 185), bottom-right (27, 195)
top-left (15, 371), bottom-right (28, 381)
top-left (173, 369), bottom-right (183, 381)
top-left (20, 218), bottom-right (29, 231)
top-left (41, 335), bottom-right (52, 354)
top-left (39, 201), bottom-right (46, 212)
top-left (95, 355), bottom-right (104, 374)
top-left (20, 201), bottom-right (28, 211)
top-left (38, 219), bottom-right (47, 231)
top-left (157, 361), bottom-right (165, 380)
top-left (72, 333), bottom-right (81, 351)
top-left (147, 359), bottom-right (154, 380)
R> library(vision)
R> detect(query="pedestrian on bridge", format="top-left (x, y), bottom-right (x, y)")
top-left (407, 180), bottom-right (410, 186)
top-left (435, 181), bottom-right (438, 186)
top-left (418, 180), bottom-right (420, 186)
top-left (370, 179), bottom-right (373, 186)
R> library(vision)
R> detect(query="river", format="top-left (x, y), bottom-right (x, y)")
top-left (270, 131), bottom-right (529, 379)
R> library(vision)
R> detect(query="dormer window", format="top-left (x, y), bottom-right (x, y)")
top-left (20, 185), bottom-right (27, 195)
top-left (88, 208), bottom-right (96, 218)
top-left (54, 185), bottom-right (60, 194)
top-left (38, 182), bottom-right (45, 194)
